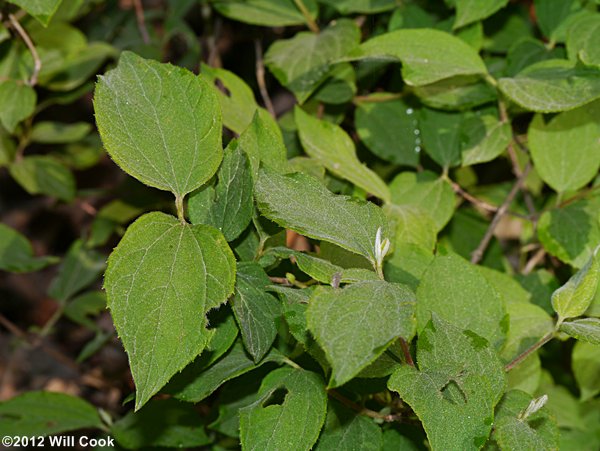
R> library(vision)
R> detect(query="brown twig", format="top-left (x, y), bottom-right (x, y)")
top-left (327, 390), bottom-right (403, 422)
top-left (7, 13), bottom-right (41, 86)
top-left (132, 0), bottom-right (150, 45)
top-left (254, 39), bottom-right (276, 118)
top-left (293, 0), bottom-right (319, 32)
top-left (522, 247), bottom-right (546, 275)
top-left (399, 338), bottom-right (414, 367)
top-left (505, 332), bottom-right (553, 371)
top-left (471, 162), bottom-right (532, 264)
top-left (449, 180), bottom-right (498, 213)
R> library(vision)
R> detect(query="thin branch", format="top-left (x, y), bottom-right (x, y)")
top-left (254, 39), bottom-right (276, 118)
top-left (132, 0), bottom-right (150, 45)
top-left (8, 13), bottom-right (41, 86)
top-left (471, 162), bottom-right (532, 264)
top-left (293, 0), bottom-right (319, 33)
top-left (327, 390), bottom-right (403, 423)
top-left (505, 332), bottom-right (553, 372)
top-left (449, 180), bottom-right (499, 213)
top-left (399, 338), bottom-right (414, 367)
top-left (522, 247), bottom-right (546, 275)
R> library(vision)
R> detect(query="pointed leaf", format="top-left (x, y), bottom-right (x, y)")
top-left (104, 212), bottom-right (235, 410)
top-left (388, 316), bottom-right (506, 451)
top-left (0, 81), bottom-right (36, 132)
top-left (561, 318), bottom-right (600, 345)
top-left (212, 0), bottom-right (318, 26)
top-left (454, 0), bottom-right (509, 29)
top-left (94, 51), bottom-right (222, 197)
top-left (567, 14), bottom-right (600, 68)
top-left (0, 223), bottom-right (58, 273)
top-left (9, 156), bottom-right (76, 201)
top-left (307, 281), bottom-right (416, 387)
top-left (6, 0), bottom-right (63, 26)
top-left (572, 341), bottom-right (600, 400)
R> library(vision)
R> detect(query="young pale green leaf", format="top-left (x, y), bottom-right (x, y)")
top-left (0, 81), bottom-right (36, 133)
top-left (94, 51), bottom-right (222, 198)
top-left (47, 239), bottom-right (105, 303)
top-left (6, 0), bottom-right (63, 26)
top-left (168, 341), bottom-right (283, 403)
top-left (254, 168), bottom-right (388, 266)
top-left (30, 121), bottom-right (91, 144)
top-left (416, 253), bottom-right (507, 348)
top-left (188, 145), bottom-right (253, 242)
top-left (538, 200), bottom-right (600, 269)
top-left (318, 0), bottom-right (395, 14)
top-left (232, 262), bottom-right (281, 362)
top-left (0, 223), bottom-right (58, 273)
top-left (529, 105), bottom-right (600, 193)
top-left (111, 399), bottom-right (211, 449)
top-left (314, 400), bottom-right (382, 450)
top-left (572, 340), bottom-right (600, 400)
top-left (561, 318), bottom-right (600, 345)
top-left (491, 390), bottom-right (559, 450)
top-left (265, 19), bottom-right (360, 103)
top-left (498, 59), bottom-right (600, 112)
top-left (349, 29), bottom-right (488, 86)
top-left (389, 171), bottom-right (456, 232)
top-left (9, 156), bottom-right (76, 202)
top-left (201, 64), bottom-right (258, 134)
top-left (239, 367), bottom-right (327, 451)
top-left (384, 204), bottom-right (437, 251)
top-left (212, 0), bottom-right (318, 27)
top-left (354, 97), bottom-right (420, 167)
top-left (388, 315), bottom-right (506, 451)
top-left (307, 281), bottom-right (416, 387)
top-left (552, 248), bottom-right (600, 320)
top-left (104, 212), bottom-right (235, 410)
top-left (453, 0), bottom-right (509, 29)
top-left (295, 106), bottom-right (390, 202)
top-left (0, 391), bottom-right (103, 436)
top-left (566, 14), bottom-right (600, 68)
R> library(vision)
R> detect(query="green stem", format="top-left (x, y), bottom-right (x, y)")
top-left (282, 357), bottom-right (301, 370)
top-left (293, 0), bottom-right (319, 33)
top-left (175, 194), bottom-right (185, 224)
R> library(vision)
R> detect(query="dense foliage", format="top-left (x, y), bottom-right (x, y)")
top-left (1, 0), bottom-right (600, 449)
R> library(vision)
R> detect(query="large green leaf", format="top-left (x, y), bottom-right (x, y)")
top-left (6, 0), bottom-right (63, 26)
top-left (212, 0), bottom-right (318, 26)
top-left (388, 315), bottom-right (506, 451)
top-left (416, 253), bottom-right (507, 347)
top-left (349, 29), bottom-right (488, 86)
top-left (0, 223), bottom-right (58, 273)
top-left (384, 204), bottom-right (437, 251)
top-left (572, 341), bottom-right (600, 400)
top-left (307, 281), bottom-right (416, 387)
top-left (94, 51), bottom-right (222, 198)
top-left (498, 59), bottom-right (600, 112)
top-left (265, 19), bottom-right (360, 103)
top-left (104, 212), bottom-right (235, 410)
top-left (295, 107), bottom-right (390, 202)
top-left (0, 81), bottom-right (36, 133)
top-left (529, 105), bottom-right (600, 193)
top-left (9, 156), bottom-right (76, 202)
top-left (354, 97), bottom-right (420, 167)
top-left (454, 0), bottom-right (509, 29)
top-left (232, 262), bottom-right (281, 362)
top-left (188, 145), bottom-right (254, 242)
top-left (534, 0), bottom-right (582, 42)
top-left (567, 14), bottom-right (600, 68)
top-left (318, 0), bottom-right (396, 14)
top-left (0, 391), bottom-right (103, 436)
top-left (254, 168), bottom-right (388, 266)
top-left (239, 367), bottom-right (327, 451)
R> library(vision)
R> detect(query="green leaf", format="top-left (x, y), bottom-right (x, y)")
top-left (265, 19), bottom-right (360, 103)
top-left (318, 0), bottom-right (396, 14)
top-left (6, 0), bottom-right (63, 26)
top-left (552, 248), bottom-right (600, 320)
top-left (232, 262), bottom-right (281, 362)
top-left (315, 400), bottom-right (382, 450)
top-left (354, 97), bottom-right (420, 167)
top-left (189, 145), bottom-right (253, 241)
top-left (9, 156), bottom-right (76, 201)
top-left (0, 391), bottom-right (103, 436)
top-left (48, 239), bottom-right (105, 303)
top-left (0, 223), bottom-right (58, 273)
top-left (478, 266), bottom-right (532, 305)
top-left (389, 171), bottom-right (455, 231)
top-left (416, 253), bottom-right (507, 348)
top-left (384, 204), bottom-right (437, 251)
top-left (567, 14), bottom-right (600, 68)
top-left (460, 111), bottom-right (511, 166)
top-left (506, 38), bottom-right (557, 76)
top-left (201, 64), bottom-right (258, 134)
top-left (388, 315), bottom-right (506, 451)
top-left (295, 106), bottom-right (390, 202)
top-left (63, 291), bottom-right (106, 331)
top-left (349, 29), bottom-right (488, 86)
top-left (385, 243), bottom-right (434, 292)
top-left (168, 341), bottom-right (283, 403)
top-left (212, 0), bottom-right (318, 27)
top-left (419, 108), bottom-right (463, 168)
top-left (307, 281), bottom-right (416, 387)
top-left (104, 212), bottom-right (235, 410)
top-left (529, 105), bottom-right (600, 193)
top-left (0, 81), bottom-right (36, 133)
top-left (254, 168), bottom-right (388, 266)
top-left (239, 367), bottom-right (327, 451)
top-left (30, 121), bottom-right (92, 144)
top-left (382, 429), bottom-right (420, 451)
top-left (491, 390), bottom-right (559, 450)
top-left (561, 318), bottom-right (600, 345)
top-left (534, 0), bottom-right (581, 41)
top-left (111, 399), bottom-right (211, 449)
top-left (498, 59), bottom-right (600, 112)
top-left (413, 75), bottom-right (497, 110)
top-left (501, 302), bottom-right (554, 362)
top-left (572, 340), bottom-right (600, 400)
top-left (454, 0), bottom-right (509, 29)
top-left (94, 51), bottom-right (222, 198)
top-left (538, 200), bottom-right (600, 269)
top-left (313, 63), bottom-right (356, 104)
